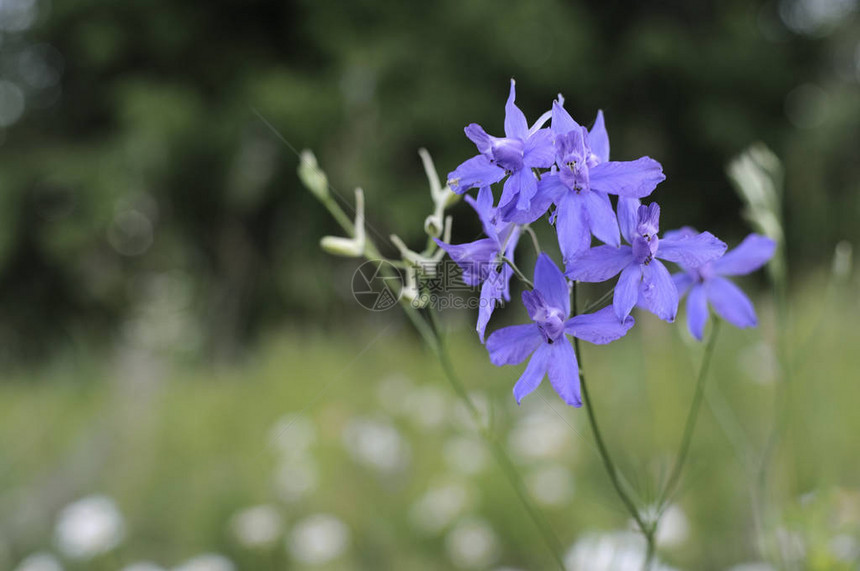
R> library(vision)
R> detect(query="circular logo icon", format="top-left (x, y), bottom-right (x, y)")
top-left (351, 260), bottom-right (403, 311)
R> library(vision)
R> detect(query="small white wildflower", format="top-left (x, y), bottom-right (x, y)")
top-left (376, 374), bottom-right (416, 415)
top-left (830, 533), bottom-right (860, 562)
top-left (273, 457), bottom-right (318, 503)
top-left (14, 552), bottom-right (63, 571)
top-left (54, 495), bottom-right (125, 560)
top-left (443, 436), bottom-right (488, 476)
top-left (342, 417), bottom-right (410, 473)
top-left (230, 505), bottom-right (283, 548)
top-left (172, 553), bottom-right (235, 571)
top-left (268, 414), bottom-right (317, 458)
top-left (445, 518), bottom-right (499, 568)
top-left (121, 563), bottom-right (166, 571)
top-left (508, 409), bottom-right (573, 462)
top-left (725, 564), bottom-right (776, 571)
top-left (287, 514), bottom-right (350, 565)
top-left (409, 482), bottom-right (473, 534)
top-left (655, 504), bottom-right (689, 548)
top-left (565, 531), bottom-right (678, 571)
top-left (404, 385), bottom-right (449, 430)
top-left (451, 392), bottom-right (490, 433)
top-left (526, 465), bottom-right (574, 507)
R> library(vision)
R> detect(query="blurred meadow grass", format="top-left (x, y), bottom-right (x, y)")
top-left (1, 268), bottom-right (857, 570)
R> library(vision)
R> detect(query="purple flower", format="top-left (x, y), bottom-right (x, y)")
top-left (671, 231), bottom-right (776, 340)
top-left (486, 253), bottom-right (634, 406)
top-left (434, 187), bottom-right (520, 342)
top-left (447, 80), bottom-right (555, 213)
top-left (566, 203), bottom-right (727, 323)
top-left (539, 103), bottom-right (666, 261)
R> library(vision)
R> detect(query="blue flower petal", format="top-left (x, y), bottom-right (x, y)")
top-left (587, 110), bottom-right (610, 163)
top-left (513, 343), bottom-right (552, 404)
top-left (504, 79), bottom-right (529, 140)
top-left (706, 277), bottom-right (757, 329)
top-left (448, 155), bottom-right (505, 193)
top-left (686, 284), bottom-right (709, 341)
top-left (638, 260), bottom-right (678, 322)
top-left (712, 234), bottom-right (776, 277)
top-left (658, 231), bottom-right (727, 267)
top-left (487, 323), bottom-right (543, 367)
top-left (589, 157), bottom-right (665, 198)
top-left (547, 339), bottom-right (582, 407)
top-left (534, 253), bottom-right (570, 316)
top-left (614, 263), bottom-right (642, 321)
top-left (555, 193), bottom-right (590, 263)
top-left (565, 245), bottom-right (633, 282)
top-left (583, 190), bottom-right (621, 248)
top-left (565, 306), bottom-right (635, 345)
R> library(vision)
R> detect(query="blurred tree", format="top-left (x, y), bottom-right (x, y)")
top-left (0, 0), bottom-right (856, 364)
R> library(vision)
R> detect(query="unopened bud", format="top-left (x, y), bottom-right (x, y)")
top-left (320, 236), bottom-right (363, 257)
top-left (298, 150), bottom-right (329, 201)
top-left (424, 213), bottom-right (443, 238)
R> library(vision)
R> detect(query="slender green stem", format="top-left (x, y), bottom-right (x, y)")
top-left (312, 182), bottom-right (565, 568)
top-left (524, 225), bottom-right (542, 257)
top-left (660, 318), bottom-right (721, 509)
top-left (571, 282), bottom-right (652, 543)
top-left (421, 309), bottom-right (567, 569)
top-left (501, 256), bottom-right (534, 288)
top-left (582, 287), bottom-right (615, 314)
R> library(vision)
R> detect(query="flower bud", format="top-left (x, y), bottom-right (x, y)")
top-left (320, 236), bottom-right (364, 257)
top-left (424, 213), bottom-right (443, 238)
top-left (298, 150), bottom-right (329, 201)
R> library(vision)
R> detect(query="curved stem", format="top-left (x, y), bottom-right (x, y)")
top-left (582, 287), bottom-right (615, 314)
top-left (571, 282), bottom-right (652, 546)
top-left (310, 175), bottom-right (565, 568)
top-left (660, 318), bottom-right (721, 509)
top-left (524, 225), bottom-right (542, 257)
top-left (501, 256), bottom-right (534, 288)
top-left (408, 307), bottom-right (566, 570)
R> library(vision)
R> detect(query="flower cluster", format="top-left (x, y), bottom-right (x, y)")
top-left (440, 80), bottom-right (775, 407)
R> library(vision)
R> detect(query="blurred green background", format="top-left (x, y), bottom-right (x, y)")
top-left (0, 0), bottom-right (858, 569)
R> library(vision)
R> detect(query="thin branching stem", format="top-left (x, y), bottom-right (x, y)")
top-left (660, 318), bottom-right (722, 510)
top-left (502, 256), bottom-right (534, 288)
top-left (570, 282), bottom-right (654, 560)
top-left (524, 225), bottom-right (542, 257)
top-left (313, 178), bottom-right (566, 569)
top-left (420, 309), bottom-right (567, 570)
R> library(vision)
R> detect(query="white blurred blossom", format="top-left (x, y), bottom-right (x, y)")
top-left (738, 342), bottom-right (778, 385)
top-left (654, 504), bottom-right (689, 548)
top-left (404, 385), bottom-right (449, 430)
top-left (268, 414), bottom-right (317, 458)
top-left (287, 514), bottom-right (350, 565)
top-left (172, 553), bottom-right (235, 571)
top-left (230, 505), bottom-right (283, 548)
top-left (376, 374), bottom-right (415, 415)
top-left (342, 417), bottom-right (409, 473)
top-left (443, 436), bottom-right (488, 476)
top-left (451, 392), bottom-right (490, 433)
top-left (565, 531), bottom-right (678, 571)
top-left (526, 465), bottom-right (574, 507)
top-left (508, 409), bottom-right (574, 462)
top-left (409, 482), bottom-right (473, 534)
top-left (274, 457), bottom-right (318, 503)
top-left (121, 563), bottom-right (166, 571)
top-left (54, 495), bottom-right (125, 560)
top-left (830, 533), bottom-right (860, 561)
top-left (445, 518), bottom-right (499, 568)
top-left (725, 564), bottom-right (776, 571)
top-left (14, 553), bottom-right (63, 571)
